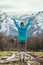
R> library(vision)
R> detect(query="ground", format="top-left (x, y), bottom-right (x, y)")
top-left (0, 51), bottom-right (43, 65)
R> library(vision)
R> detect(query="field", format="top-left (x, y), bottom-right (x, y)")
top-left (28, 52), bottom-right (43, 58)
top-left (0, 51), bottom-right (43, 65)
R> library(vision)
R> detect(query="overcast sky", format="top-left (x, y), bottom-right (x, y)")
top-left (0, 0), bottom-right (43, 13)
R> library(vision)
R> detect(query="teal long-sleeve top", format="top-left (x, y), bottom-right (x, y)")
top-left (13, 18), bottom-right (31, 41)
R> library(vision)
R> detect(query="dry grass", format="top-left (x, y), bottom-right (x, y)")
top-left (0, 51), bottom-right (43, 65)
top-left (0, 51), bottom-right (43, 58)
top-left (29, 52), bottom-right (43, 58)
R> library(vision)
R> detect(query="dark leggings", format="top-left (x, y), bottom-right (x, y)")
top-left (18, 41), bottom-right (27, 52)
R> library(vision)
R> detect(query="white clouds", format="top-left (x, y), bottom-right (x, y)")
top-left (0, 0), bottom-right (43, 13)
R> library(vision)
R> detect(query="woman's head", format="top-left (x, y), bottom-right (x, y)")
top-left (20, 22), bottom-right (24, 26)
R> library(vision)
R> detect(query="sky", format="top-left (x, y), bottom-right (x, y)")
top-left (0, 0), bottom-right (43, 13)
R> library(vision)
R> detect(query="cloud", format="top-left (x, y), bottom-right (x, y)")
top-left (0, 0), bottom-right (43, 13)
top-left (0, 5), bottom-right (17, 9)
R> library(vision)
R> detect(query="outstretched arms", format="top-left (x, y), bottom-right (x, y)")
top-left (25, 18), bottom-right (31, 28)
top-left (25, 12), bottom-right (40, 29)
top-left (11, 18), bottom-right (19, 29)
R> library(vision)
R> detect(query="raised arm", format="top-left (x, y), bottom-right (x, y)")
top-left (25, 18), bottom-right (31, 28)
top-left (25, 12), bottom-right (40, 29)
top-left (11, 18), bottom-right (19, 29)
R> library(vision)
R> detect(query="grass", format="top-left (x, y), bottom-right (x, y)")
top-left (0, 51), bottom-right (43, 65)
top-left (0, 51), bottom-right (43, 57)
top-left (30, 52), bottom-right (43, 59)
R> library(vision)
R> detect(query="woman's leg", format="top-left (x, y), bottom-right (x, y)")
top-left (18, 41), bottom-right (27, 61)
top-left (23, 41), bottom-right (27, 61)
top-left (18, 41), bottom-right (23, 61)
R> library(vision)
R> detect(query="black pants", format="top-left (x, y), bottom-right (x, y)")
top-left (18, 41), bottom-right (27, 52)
